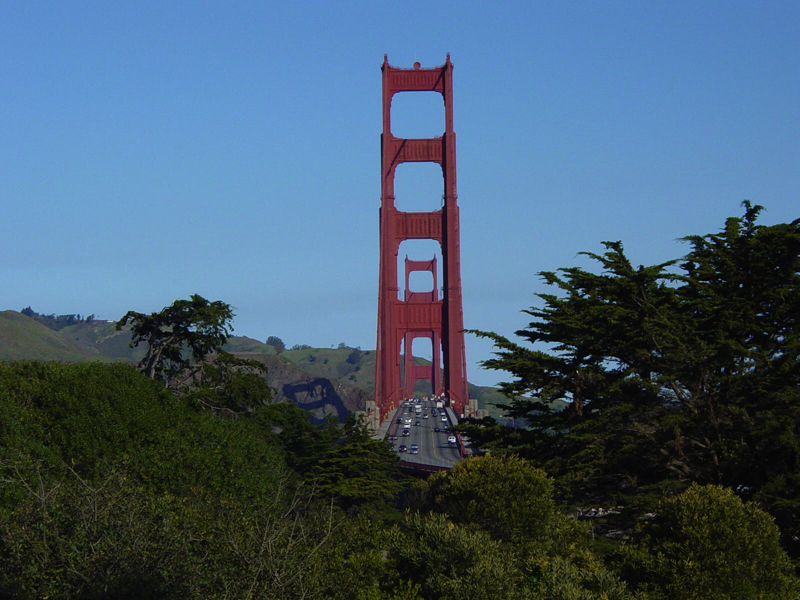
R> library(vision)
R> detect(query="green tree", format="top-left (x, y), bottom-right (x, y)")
top-left (266, 335), bottom-right (286, 354)
top-left (182, 351), bottom-right (272, 414)
top-left (251, 402), bottom-right (341, 474)
top-left (620, 484), bottom-right (799, 600)
top-left (410, 455), bottom-right (637, 600)
top-left (463, 203), bottom-right (800, 552)
top-left (117, 295), bottom-right (234, 382)
top-left (312, 415), bottom-right (404, 512)
top-left (389, 512), bottom-right (526, 600)
top-left (413, 454), bottom-right (559, 546)
top-left (0, 461), bottom-right (193, 600)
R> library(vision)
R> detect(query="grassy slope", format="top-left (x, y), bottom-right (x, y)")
top-left (279, 347), bottom-right (376, 394)
top-left (222, 339), bottom-right (378, 396)
top-left (0, 311), bottom-right (102, 362)
top-left (224, 336), bottom-right (276, 355)
top-left (59, 321), bottom-right (145, 362)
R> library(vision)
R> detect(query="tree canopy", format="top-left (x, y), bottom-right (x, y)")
top-left (117, 294), bottom-right (234, 382)
top-left (462, 203), bottom-right (800, 556)
top-left (621, 484), bottom-right (798, 599)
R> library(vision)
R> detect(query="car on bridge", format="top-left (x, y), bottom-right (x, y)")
top-left (398, 444), bottom-right (407, 452)
top-left (448, 435), bottom-right (457, 445)
top-left (441, 415), bottom-right (448, 422)
top-left (410, 444), bottom-right (419, 454)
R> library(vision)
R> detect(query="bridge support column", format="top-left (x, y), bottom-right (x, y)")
top-left (363, 400), bottom-right (380, 434)
top-left (374, 55), bottom-right (470, 424)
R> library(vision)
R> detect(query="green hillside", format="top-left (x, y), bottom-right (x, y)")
top-left (224, 335), bottom-right (277, 355)
top-left (59, 321), bottom-right (145, 361)
top-left (0, 311), bottom-right (102, 362)
top-left (279, 347), bottom-right (376, 394)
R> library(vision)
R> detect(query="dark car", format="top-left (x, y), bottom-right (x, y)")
top-left (396, 417), bottom-right (403, 424)
top-left (434, 427), bottom-right (440, 432)
top-left (398, 444), bottom-right (408, 452)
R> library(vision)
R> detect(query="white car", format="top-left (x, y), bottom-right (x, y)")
top-left (447, 435), bottom-right (457, 445)
top-left (441, 415), bottom-right (447, 422)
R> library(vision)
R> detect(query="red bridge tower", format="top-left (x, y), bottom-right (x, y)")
top-left (372, 55), bottom-right (475, 426)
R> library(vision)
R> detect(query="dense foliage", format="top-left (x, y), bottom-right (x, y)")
top-left (621, 484), bottom-right (797, 599)
top-left (0, 361), bottom-right (404, 599)
top-left (118, 294), bottom-right (235, 381)
top-left (0, 359), bottom-right (797, 598)
top-left (461, 203), bottom-right (800, 557)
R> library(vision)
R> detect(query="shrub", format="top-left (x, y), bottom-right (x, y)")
top-left (620, 484), bottom-right (799, 600)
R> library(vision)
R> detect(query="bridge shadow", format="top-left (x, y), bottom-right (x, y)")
top-left (281, 378), bottom-right (350, 426)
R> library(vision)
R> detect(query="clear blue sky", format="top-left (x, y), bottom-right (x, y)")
top-left (2, 1), bottom-right (798, 387)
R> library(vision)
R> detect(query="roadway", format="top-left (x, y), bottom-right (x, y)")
top-left (384, 398), bottom-right (461, 469)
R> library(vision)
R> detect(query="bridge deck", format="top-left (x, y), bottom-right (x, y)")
top-left (382, 398), bottom-right (462, 470)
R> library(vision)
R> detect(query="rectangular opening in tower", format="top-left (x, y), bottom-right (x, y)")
top-left (393, 162), bottom-right (445, 212)
top-left (411, 335), bottom-right (433, 362)
top-left (409, 270), bottom-right (434, 293)
top-left (390, 91), bottom-right (445, 139)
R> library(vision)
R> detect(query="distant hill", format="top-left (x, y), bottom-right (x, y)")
top-left (59, 320), bottom-right (146, 362)
top-left (1, 310), bottom-right (513, 421)
top-left (0, 311), bottom-right (103, 362)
